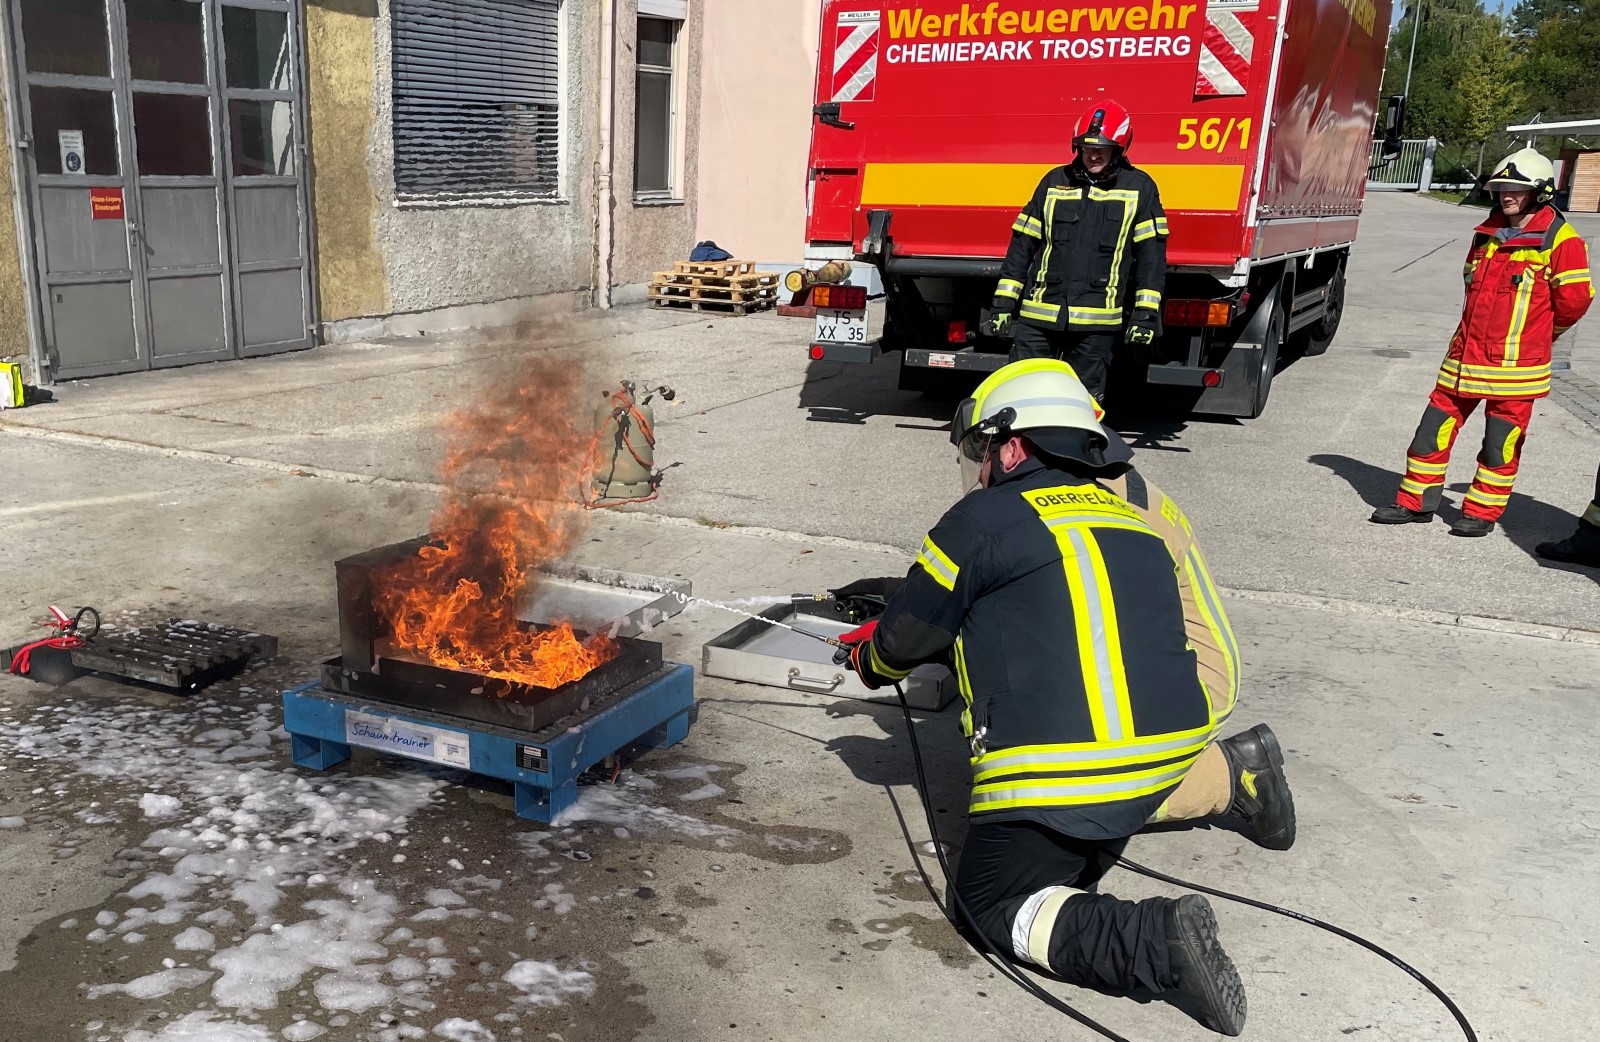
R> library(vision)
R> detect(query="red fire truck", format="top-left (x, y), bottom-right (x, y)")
top-left (803, 0), bottom-right (1395, 416)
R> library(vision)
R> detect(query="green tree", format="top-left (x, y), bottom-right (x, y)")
top-left (1458, 20), bottom-right (1524, 173)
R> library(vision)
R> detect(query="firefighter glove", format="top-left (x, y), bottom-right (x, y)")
top-left (828, 577), bottom-right (905, 620)
top-left (1125, 309), bottom-right (1159, 346)
top-left (983, 310), bottom-right (1014, 338)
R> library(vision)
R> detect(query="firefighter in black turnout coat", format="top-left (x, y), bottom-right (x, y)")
top-left (986, 98), bottom-right (1168, 403)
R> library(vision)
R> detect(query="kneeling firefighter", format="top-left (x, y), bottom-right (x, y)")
top-left (832, 360), bottom-right (1294, 1036)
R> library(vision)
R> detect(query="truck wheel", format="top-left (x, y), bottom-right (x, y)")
top-left (1248, 307), bottom-right (1284, 419)
top-left (1294, 264), bottom-right (1345, 357)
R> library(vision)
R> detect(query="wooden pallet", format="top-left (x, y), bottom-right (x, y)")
top-left (647, 294), bottom-right (776, 316)
top-left (674, 259), bottom-right (756, 276)
top-left (652, 270), bottom-right (778, 290)
top-left (648, 283), bottom-right (778, 302)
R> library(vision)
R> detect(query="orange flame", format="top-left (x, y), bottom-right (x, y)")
top-left (371, 352), bottom-right (617, 690)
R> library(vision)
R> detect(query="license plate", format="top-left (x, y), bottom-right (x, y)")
top-left (927, 352), bottom-right (956, 369)
top-left (814, 308), bottom-right (869, 344)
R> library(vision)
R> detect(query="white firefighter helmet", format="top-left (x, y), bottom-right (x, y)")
top-left (949, 359), bottom-right (1132, 491)
top-left (1485, 147), bottom-right (1556, 203)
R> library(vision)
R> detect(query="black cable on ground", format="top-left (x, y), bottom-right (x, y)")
top-left (888, 680), bottom-right (1477, 1042)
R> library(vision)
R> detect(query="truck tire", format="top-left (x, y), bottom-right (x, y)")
top-left (1294, 263), bottom-right (1345, 358)
top-left (1248, 306), bottom-right (1285, 419)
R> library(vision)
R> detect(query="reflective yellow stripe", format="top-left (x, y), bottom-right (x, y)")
top-left (1097, 189), bottom-right (1138, 313)
top-left (1473, 465), bottom-right (1514, 489)
top-left (954, 636), bottom-right (975, 741)
top-left (1154, 217), bottom-right (1169, 235)
top-left (1058, 526), bottom-right (1133, 742)
top-left (1399, 477), bottom-right (1437, 496)
top-left (916, 535), bottom-right (960, 591)
top-left (868, 641), bottom-right (913, 680)
top-left (970, 756), bottom-right (1200, 811)
top-left (1582, 502), bottom-right (1600, 526)
top-left (1131, 219), bottom-right (1158, 243)
top-left (1502, 274), bottom-right (1535, 364)
top-left (1013, 215), bottom-right (1043, 239)
top-left (1066, 307), bottom-right (1122, 327)
top-left (1465, 489), bottom-right (1510, 507)
top-left (996, 278), bottom-right (1023, 300)
top-left (1133, 289), bottom-right (1162, 310)
top-left (973, 726), bottom-right (1214, 782)
top-left (1020, 300), bottom-right (1061, 322)
top-left (1404, 458), bottom-right (1449, 475)
top-left (1553, 268), bottom-right (1591, 285)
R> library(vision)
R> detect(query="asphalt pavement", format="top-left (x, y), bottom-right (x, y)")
top-left (1, 191), bottom-right (1597, 1042)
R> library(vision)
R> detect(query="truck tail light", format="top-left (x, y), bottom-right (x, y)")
top-left (813, 284), bottom-right (867, 310)
top-left (1202, 370), bottom-right (1223, 387)
top-left (1163, 300), bottom-right (1234, 328)
top-left (809, 345), bottom-right (826, 360)
top-left (947, 320), bottom-right (967, 344)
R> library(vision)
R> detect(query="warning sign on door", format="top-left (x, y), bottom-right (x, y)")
top-left (90, 187), bottom-right (124, 220)
top-left (59, 130), bottom-right (85, 175)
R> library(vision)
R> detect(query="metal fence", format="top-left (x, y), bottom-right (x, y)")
top-left (1368, 138), bottom-right (1432, 190)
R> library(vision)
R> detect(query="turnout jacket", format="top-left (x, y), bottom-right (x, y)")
top-left (860, 458), bottom-right (1233, 841)
top-left (993, 161), bottom-right (1168, 332)
top-left (1437, 206), bottom-right (1593, 400)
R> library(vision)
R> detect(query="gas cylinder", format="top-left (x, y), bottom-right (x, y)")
top-left (592, 381), bottom-right (674, 502)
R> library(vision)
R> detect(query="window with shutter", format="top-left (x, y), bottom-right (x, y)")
top-left (391, 0), bottom-right (562, 199)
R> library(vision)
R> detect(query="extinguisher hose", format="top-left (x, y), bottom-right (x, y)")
top-left (887, 680), bottom-right (1477, 1042)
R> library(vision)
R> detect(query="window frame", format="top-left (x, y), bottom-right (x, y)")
top-left (389, 0), bottom-right (567, 206)
top-left (632, 14), bottom-right (682, 203)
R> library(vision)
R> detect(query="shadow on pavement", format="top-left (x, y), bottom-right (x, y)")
top-left (1311, 453), bottom-right (1598, 580)
top-left (798, 357), bottom-right (960, 426)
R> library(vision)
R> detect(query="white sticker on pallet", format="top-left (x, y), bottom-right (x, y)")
top-left (344, 710), bottom-right (471, 769)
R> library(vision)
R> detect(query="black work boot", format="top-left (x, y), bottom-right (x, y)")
top-left (1536, 520), bottom-right (1600, 567)
top-left (1449, 516), bottom-right (1495, 537)
top-left (1166, 895), bottom-right (1247, 1036)
top-left (1370, 505), bottom-right (1432, 524)
top-left (1218, 724), bottom-right (1296, 851)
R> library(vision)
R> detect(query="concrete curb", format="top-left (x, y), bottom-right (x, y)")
top-left (1220, 587), bottom-right (1600, 646)
top-left (7, 420), bottom-right (1597, 645)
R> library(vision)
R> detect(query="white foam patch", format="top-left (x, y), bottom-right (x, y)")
top-left (0, 816), bottom-right (25, 829)
top-left (140, 793), bottom-right (183, 818)
top-left (85, 967), bottom-right (214, 1000)
top-left (281, 1023), bottom-right (327, 1042)
top-left (174, 926), bottom-right (216, 951)
top-left (679, 782), bottom-right (725, 802)
top-left (551, 773), bottom-right (734, 838)
top-left (123, 1011), bottom-right (274, 1041)
top-left (501, 960), bottom-right (596, 1007)
top-left (432, 1019), bottom-right (496, 1042)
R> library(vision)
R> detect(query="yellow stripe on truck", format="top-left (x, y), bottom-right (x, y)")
top-left (859, 162), bottom-right (1245, 212)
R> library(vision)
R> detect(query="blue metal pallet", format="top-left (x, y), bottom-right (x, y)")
top-left (281, 662), bottom-right (694, 822)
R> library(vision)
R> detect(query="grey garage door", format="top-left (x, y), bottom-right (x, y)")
top-left (7, 0), bottom-right (314, 379)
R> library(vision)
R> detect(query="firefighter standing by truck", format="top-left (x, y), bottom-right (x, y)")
top-left (833, 360), bottom-right (1295, 1036)
top-left (984, 100), bottom-right (1169, 403)
top-left (1372, 148), bottom-right (1594, 536)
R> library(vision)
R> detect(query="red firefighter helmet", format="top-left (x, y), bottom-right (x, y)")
top-left (1072, 100), bottom-right (1134, 154)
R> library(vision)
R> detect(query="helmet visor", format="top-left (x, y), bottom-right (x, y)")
top-left (957, 430), bottom-right (994, 493)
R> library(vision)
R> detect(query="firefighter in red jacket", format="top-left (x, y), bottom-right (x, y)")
top-left (1372, 149), bottom-right (1594, 536)
top-left (985, 99), bottom-right (1168, 403)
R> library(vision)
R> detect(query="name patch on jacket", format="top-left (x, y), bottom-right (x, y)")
top-left (1026, 485), bottom-right (1140, 519)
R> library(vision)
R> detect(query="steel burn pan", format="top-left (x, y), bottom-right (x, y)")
top-left (320, 632), bottom-right (664, 733)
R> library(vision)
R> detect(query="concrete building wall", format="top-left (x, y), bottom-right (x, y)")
top-left (306, 0), bottom-right (605, 341)
top-left (693, 0), bottom-right (819, 265)
top-left (611, 0), bottom-right (704, 292)
top-left (0, 61), bottom-right (34, 379)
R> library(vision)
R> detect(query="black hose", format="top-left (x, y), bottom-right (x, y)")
top-left (888, 680), bottom-right (1477, 1042)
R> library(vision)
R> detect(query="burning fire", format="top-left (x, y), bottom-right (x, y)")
top-left (372, 352), bottom-right (617, 689)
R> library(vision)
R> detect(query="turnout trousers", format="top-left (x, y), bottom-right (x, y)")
top-left (954, 820), bottom-right (1174, 993)
top-left (1395, 387), bottom-right (1535, 522)
top-left (1010, 323), bottom-right (1117, 403)
top-left (952, 746), bottom-right (1234, 992)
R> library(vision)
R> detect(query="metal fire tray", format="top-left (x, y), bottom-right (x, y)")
top-left (321, 634), bottom-right (664, 733)
top-left (701, 603), bottom-right (953, 711)
top-left (519, 565), bottom-right (690, 639)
